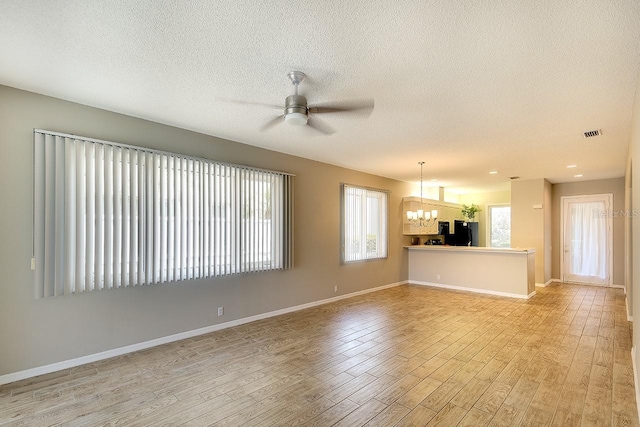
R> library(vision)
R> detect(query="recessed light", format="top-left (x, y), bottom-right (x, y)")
top-left (489, 171), bottom-right (498, 175)
top-left (574, 174), bottom-right (583, 178)
top-left (566, 165), bottom-right (577, 168)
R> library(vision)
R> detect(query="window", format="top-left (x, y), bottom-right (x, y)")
top-left (488, 205), bottom-right (511, 248)
top-left (342, 184), bottom-right (388, 262)
top-left (33, 130), bottom-right (294, 297)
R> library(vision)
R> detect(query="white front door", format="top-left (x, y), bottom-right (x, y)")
top-left (561, 194), bottom-right (613, 285)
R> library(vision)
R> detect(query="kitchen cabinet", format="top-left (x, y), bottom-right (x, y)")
top-left (402, 197), bottom-right (464, 236)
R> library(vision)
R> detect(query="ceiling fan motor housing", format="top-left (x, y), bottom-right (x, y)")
top-left (284, 94), bottom-right (308, 126)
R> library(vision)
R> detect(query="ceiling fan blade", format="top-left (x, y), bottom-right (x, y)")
top-left (216, 97), bottom-right (283, 110)
top-left (260, 115), bottom-right (285, 132)
top-left (306, 116), bottom-right (335, 135)
top-left (308, 99), bottom-right (375, 115)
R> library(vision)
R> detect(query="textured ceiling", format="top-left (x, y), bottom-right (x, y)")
top-left (1, 1), bottom-right (640, 194)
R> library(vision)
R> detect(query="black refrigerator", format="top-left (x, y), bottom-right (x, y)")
top-left (454, 220), bottom-right (478, 246)
top-left (437, 221), bottom-right (452, 245)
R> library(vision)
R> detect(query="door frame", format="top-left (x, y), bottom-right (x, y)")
top-left (560, 193), bottom-right (613, 286)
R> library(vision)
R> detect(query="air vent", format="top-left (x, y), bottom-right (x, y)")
top-left (510, 176), bottom-right (520, 180)
top-left (583, 129), bottom-right (602, 138)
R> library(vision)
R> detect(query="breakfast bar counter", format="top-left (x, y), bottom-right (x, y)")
top-left (405, 246), bottom-right (536, 299)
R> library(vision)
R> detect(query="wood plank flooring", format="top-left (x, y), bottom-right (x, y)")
top-left (1, 283), bottom-right (638, 426)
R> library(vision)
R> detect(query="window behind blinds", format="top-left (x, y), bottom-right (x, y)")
top-left (33, 130), bottom-right (294, 297)
top-left (342, 184), bottom-right (388, 263)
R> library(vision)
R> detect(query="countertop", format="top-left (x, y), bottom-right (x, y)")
top-left (404, 245), bottom-right (535, 254)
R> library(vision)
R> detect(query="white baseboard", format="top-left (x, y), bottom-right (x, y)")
top-left (0, 280), bottom-right (406, 386)
top-left (611, 284), bottom-right (625, 291)
top-left (565, 281), bottom-right (620, 288)
top-left (535, 278), bottom-right (558, 287)
top-left (632, 347), bottom-right (640, 422)
top-left (408, 280), bottom-right (534, 300)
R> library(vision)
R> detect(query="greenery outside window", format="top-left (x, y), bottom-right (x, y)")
top-left (488, 204), bottom-right (511, 248)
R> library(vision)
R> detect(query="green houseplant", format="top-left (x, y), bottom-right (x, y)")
top-left (461, 204), bottom-right (481, 221)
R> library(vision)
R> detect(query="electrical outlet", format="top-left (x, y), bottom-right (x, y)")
top-left (436, 274), bottom-right (441, 280)
top-left (334, 285), bottom-right (338, 292)
top-left (217, 307), bottom-right (224, 316)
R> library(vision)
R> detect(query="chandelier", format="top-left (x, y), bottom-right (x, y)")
top-left (407, 161), bottom-right (438, 227)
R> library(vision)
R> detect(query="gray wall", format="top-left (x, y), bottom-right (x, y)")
top-left (625, 155), bottom-right (633, 317)
top-left (629, 61), bottom-right (640, 379)
top-left (551, 178), bottom-right (626, 286)
top-left (511, 179), bottom-right (547, 284)
top-left (544, 179), bottom-right (552, 283)
top-left (0, 85), bottom-right (413, 376)
top-left (512, 177), bottom-right (624, 287)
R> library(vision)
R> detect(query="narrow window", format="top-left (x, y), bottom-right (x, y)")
top-left (342, 184), bottom-right (388, 262)
top-left (488, 205), bottom-right (511, 248)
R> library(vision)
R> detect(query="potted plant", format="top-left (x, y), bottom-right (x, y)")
top-left (461, 204), bottom-right (481, 221)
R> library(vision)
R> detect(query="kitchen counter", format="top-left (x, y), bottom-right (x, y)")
top-left (406, 245), bottom-right (536, 299)
top-left (405, 245), bottom-right (535, 254)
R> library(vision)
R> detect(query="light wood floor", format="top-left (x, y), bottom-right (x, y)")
top-left (1, 283), bottom-right (638, 426)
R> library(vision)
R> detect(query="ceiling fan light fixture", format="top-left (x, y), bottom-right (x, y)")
top-left (285, 112), bottom-right (308, 126)
top-left (222, 71), bottom-right (373, 135)
top-left (284, 94), bottom-right (309, 126)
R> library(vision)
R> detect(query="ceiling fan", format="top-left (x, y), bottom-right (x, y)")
top-left (220, 71), bottom-right (374, 135)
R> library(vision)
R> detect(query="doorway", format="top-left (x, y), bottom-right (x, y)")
top-left (561, 194), bottom-right (613, 285)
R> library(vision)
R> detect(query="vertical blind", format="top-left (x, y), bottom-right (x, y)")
top-left (342, 184), bottom-right (388, 262)
top-left (33, 130), bottom-right (294, 298)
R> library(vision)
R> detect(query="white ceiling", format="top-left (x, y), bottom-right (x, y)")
top-left (1, 1), bottom-right (639, 194)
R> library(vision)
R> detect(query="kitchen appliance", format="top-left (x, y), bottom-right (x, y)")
top-left (438, 221), bottom-right (453, 245)
top-left (454, 220), bottom-right (479, 246)
top-left (438, 221), bottom-right (449, 235)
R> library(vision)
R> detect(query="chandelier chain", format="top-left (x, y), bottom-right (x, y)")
top-left (407, 161), bottom-right (437, 228)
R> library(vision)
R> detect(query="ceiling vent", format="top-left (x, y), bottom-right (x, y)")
top-left (510, 176), bottom-right (520, 180)
top-left (583, 129), bottom-right (602, 138)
